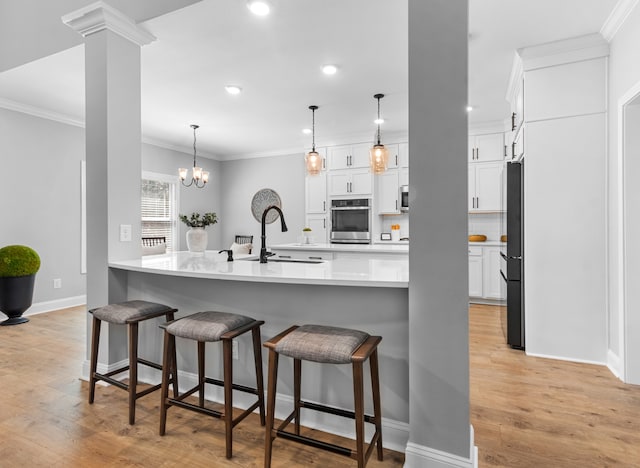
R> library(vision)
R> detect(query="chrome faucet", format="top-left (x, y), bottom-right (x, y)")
top-left (260, 205), bottom-right (288, 263)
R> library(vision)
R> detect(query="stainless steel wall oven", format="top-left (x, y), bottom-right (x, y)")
top-left (330, 199), bottom-right (371, 244)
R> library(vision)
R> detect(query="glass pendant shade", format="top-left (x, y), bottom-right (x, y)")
top-left (178, 167), bottom-right (188, 180)
top-left (305, 105), bottom-right (323, 176)
top-left (305, 150), bottom-right (322, 175)
top-left (370, 144), bottom-right (389, 174)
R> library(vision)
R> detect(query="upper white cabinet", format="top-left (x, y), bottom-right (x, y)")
top-left (328, 143), bottom-right (371, 170)
top-left (329, 169), bottom-right (372, 196)
top-left (377, 170), bottom-right (400, 214)
top-left (511, 78), bottom-right (524, 133)
top-left (469, 162), bottom-right (502, 212)
top-left (305, 172), bottom-right (327, 214)
top-left (468, 133), bottom-right (504, 162)
top-left (384, 143), bottom-right (409, 169)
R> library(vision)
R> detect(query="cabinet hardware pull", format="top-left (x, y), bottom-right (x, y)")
top-left (309, 256), bottom-right (322, 260)
top-left (476, 197), bottom-right (479, 208)
top-left (396, 200), bottom-right (398, 210)
top-left (323, 201), bottom-right (326, 211)
top-left (512, 141), bottom-right (516, 158)
top-left (504, 145), bottom-right (507, 158)
top-left (396, 154), bottom-right (398, 166)
top-left (511, 112), bottom-right (516, 131)
top-left (323, 218), bottom-right (326, 229)
top-left (476, 148), bottom-right (479, 160)
top-left (280, 255), bottom-right (292, 259)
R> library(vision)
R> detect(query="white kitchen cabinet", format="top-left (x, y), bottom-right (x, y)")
top-left (376, 170), bottom-right (400, 214)
top-left (386, 142), bottom-right (409, 169)
top-left (304, 215), bottom-right (328, 243)
top-left (329, 169), bottom-right (372, 196)
top-left (398, 142), bottom-right (409, 167)
top-left (469, 162), bottom-right (502, 212)
top-left (270, 248), bottom-right (333, 261)
top-left (468, 246), bottom-right (483, 297)
top-left (511, 78), bottom-right (524, 133)
top-left (305, 172), bottom-right (327, 214)
top-left (482, 247), bottom-right (505, 299)
top-left (328, 143), bottom-right (371, 170)
top-left (468, 133), bottom-right (504, 162)
top-left (400, 167), bottom-right (409, 187)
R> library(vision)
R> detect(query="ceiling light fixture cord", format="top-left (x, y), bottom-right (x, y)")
top-left (192, 124), bottom-right (198, 168)
top-left (311, 105), bottom-right (316, 151)
top-left (375, 93), bottom-right (383, 145)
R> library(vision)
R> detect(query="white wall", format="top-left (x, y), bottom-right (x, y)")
top-left (219, 154), bottom-right (305, 250)
top-left (0, 108), bottom-right (86, 305)
top-left (468, 213), bottom-right (501, 241)
top-left (607, 4), bottom-right (640, 369)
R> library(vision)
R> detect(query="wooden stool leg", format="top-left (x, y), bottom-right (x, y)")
top-left (251, 326), bottom-right (266, 426)
top-left (294, 358), bottom-right (302, 435)
top-left (198, 341), bottom-right (205, 407)
top-left (264, 349), bottom-right (279, 468)
top-left (223, 338), bottom-right (233, 459)
top-left (159, 331), bottom-right (173, 436)
top-left (166, 311), bottom-right (179, 398)
top-left (88, 316), bottom-right (101, 404)
top-left (353, 360), bottom-right (365, 468)
top-left (128, 322), bottom-right (139, 425)
top-left (370, 349), bottom-right (383, 461)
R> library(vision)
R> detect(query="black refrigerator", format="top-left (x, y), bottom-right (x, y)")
top-left (500, 159), bottom-right (524, 350)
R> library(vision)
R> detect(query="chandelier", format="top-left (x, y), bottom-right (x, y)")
top-left (179, 124), bottom-right (209, 188)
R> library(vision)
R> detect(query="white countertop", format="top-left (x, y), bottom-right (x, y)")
top-left (109, 251), bottom-right (408, 288)
top-left (271, 242), bottom-right (409, 254)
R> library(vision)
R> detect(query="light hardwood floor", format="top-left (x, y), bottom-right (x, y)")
top-left (470, 303), bottom-right (640, 467)
top-left (2, 305), bottom-right (639, 467)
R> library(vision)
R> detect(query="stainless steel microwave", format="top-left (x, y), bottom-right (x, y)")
top-left (400, 185), bottom-right (409, 212)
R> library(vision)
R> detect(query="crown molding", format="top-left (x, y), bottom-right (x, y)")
top-left (0, 97), bottom-right (84, 127)
top-left (519, 33), bottom-right (609, 72)
top-left (142, 137), bottom-right (221, 161)
top-left (62, 1), bottom-right (156, 46)
top-left (601, 0), bottom-right (639, 42)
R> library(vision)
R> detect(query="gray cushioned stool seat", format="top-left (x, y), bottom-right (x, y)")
top-left (275, 324), bottom-right (370, 364)
top-left (90, 300), bottom-right (174, 324)
top-left (164, 311), bottom-right (255, 342)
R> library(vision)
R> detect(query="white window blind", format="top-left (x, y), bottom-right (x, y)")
top-left (141, 175), bottom-right (178, 251)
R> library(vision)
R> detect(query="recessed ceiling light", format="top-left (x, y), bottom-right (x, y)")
top-left (374, 118), bottom-right (384, 125)
top-left (322, 64), bottom-right (338, 75)
top-left (302, 128), bottom-right (312, 135)
top-left (225, 85), bottom-right (242, 95)
top-left (466, 105), bottom-right (474, 112)
top-left (247, 0), bottom-right (270, 16)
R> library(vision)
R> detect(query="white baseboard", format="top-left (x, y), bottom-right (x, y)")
top-left (607, 349), bottom-right (623, 380)
top-left (80, 360), bottom-right (410, 452)
top-left (525, 351), bottom-right (606, 367)
top-left (25, 295), bottom-right (86, 316)
top-left (404, 425), bottom-right (477, 468)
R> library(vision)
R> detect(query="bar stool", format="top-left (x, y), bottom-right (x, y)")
top-left (263, 324), bottom-right (383, 468)
top-left (158, 311), bottom-right (265, 459)
top-left (88, 300), bottom-right (178, 425)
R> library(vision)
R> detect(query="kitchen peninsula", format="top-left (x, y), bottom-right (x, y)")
top-left (109, 251), bottom-right (410, 450)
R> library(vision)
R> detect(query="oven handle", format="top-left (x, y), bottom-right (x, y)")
top-left (331, 206), bottom-right (370, 211)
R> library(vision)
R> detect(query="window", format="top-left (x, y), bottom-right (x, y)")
top-left (141, 172), bottom-right (179, 251)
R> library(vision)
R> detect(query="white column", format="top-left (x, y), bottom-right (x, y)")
top-left (407, 1), bottom-right (475, 467)
top-left (63, 2), bottom-right (155, 366)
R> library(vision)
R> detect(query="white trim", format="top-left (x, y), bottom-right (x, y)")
top-left (81, 161), bottom-right (87, 274)
top-left (79, 363), bottom-right (410, 452)
top-left (62, 1), bottom-right (156, 46)
top-left (600, 0), bottom-right (639, 42)
top-left (505, 52), bottom-right (523, 103)
top-left (404, 426), bottom-right (476, 468)
top-left (618, 79), bottom-right (640, 384)
top-left (607, 349), bottom-right (622, 379)
top-left (525, 351), bottom-right (606, 367)
top-left (0, 97), bottom-right (84, 127)
top-left (25, 295), bottom-right (86, 316)
top-left (142, 137), bottom-right (220, 161)
top-left (519, 33), bottom-right (609, 72)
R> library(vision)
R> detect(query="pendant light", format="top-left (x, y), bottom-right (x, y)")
top-left (179, 124), bottom-right (209, 188)
top-left (305, 105), bottom-right (323, 176)
top-left (370, 93), bottom-right (389, 174)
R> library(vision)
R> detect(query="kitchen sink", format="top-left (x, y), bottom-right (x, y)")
top-left (241, 258), bottom-right (324, 264)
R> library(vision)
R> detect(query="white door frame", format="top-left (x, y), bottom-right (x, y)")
top-left (617, 79), bottom-right (640, 384)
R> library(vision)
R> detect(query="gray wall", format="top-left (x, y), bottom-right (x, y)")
top-left (0, 108), bottom-right (85, 304)
top-left (219, 153), bottom-right (305, 250)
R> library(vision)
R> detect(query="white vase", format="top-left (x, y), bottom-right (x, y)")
top-left (186, 227), bottom-right (207, 253)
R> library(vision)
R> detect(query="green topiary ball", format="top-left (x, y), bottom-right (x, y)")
top-left (0, 245), bottom-right (41, 278)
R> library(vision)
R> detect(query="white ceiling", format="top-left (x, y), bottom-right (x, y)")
top-left (0, 0), bottom-right (620, 160)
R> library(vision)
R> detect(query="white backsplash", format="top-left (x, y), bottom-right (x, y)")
top-left (376, 214), bottom-right (410, 240)
top-left (468, 213), bottom-right (502, 241)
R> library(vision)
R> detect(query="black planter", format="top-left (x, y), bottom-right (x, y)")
top-left (0, 274), bottom-right (36, 326)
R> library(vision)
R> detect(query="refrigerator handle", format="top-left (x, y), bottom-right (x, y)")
top-left (500, 251), bottom-right (508, 261)
top-left (500, 269), bottom-right (508, 283)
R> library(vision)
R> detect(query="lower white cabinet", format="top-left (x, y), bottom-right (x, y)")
top-left (305, 215), bottom-right (328, 244)
top-left (468, 246), bottom-right (484, 297)
top-left (469, 244), bottom-right (506, 301)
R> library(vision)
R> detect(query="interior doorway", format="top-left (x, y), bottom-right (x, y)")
top-left (620, 86), bottom-right (640, 384)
